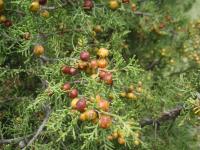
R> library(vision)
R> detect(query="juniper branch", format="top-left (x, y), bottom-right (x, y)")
top-left (140, 106), bottom-right (183, 127)
top-left (22, 105), bottom-right (51, 150)
top-left (0, 134), bottom-right (33, 145)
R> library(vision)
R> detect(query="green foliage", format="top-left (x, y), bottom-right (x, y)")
top-left (0, 0), bottom-right (200, 150)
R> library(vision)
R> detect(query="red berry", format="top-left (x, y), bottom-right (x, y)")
top-left (62, 82), bottom-right (71, 91)
top-left (4, 20), bottom-right (12, 27)
top-left (98, 100), bottom-right (110, 112)
top-left (99, 115), bottom-right (112, 129)
top-left (39, 0), bottom-right (47, 5)
top-left (61, 66), bottom-right (71, 74)
top-left (159, 23), bottom-right (165, 29)
top-left (122, 0), bottom-right (129, 3)
top-left (80, 51), bottom-right (90, 61)
top-left (83, 0), bottom-right (93, 10)
top-left (99, 70), bottom-right (107, 79)
top-left (69, 89), bottom-right (78, 98)
top-left (69, 67), bottom-right (77, 75)
top-left (103, 73), bottom-right (113, 85)
top-left (76, 98), bottom-right (87, 112)
top-left (90, 60), bottom-right (98, 69)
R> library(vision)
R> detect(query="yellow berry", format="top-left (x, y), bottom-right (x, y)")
top-left (40, 10), bottom-right (50, 18)
top-left (30, 1), bottom-right (40, 12)
top-left (97, 48), bottom-right (109, 58)
top-left (109, 0), bottom-right (119, 10)
top-left (0, 15), bottom-right (6, 23)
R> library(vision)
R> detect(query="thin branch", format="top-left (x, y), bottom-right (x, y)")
top-left (133, 11), bottom-right (153, 16)
top-left (169, 65), bottom-right (198, 77)
top-left (22, 105), bottom-right (51, 150)
top-left (5, 9), bottom-right (26, 16)
top-left (0, 134), bottom-right (33, 145)
top-left (146, 58), bottom-right (162, 70)
top-left (41, 1), bottom-right (69, 10)
top-left (140, 106), bottom-right (183, 128)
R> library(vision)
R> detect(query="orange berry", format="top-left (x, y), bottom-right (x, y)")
top-left (33, 44), bottom-right (44, 56)
top-left (90, 60), bottom-right (98, 69)
top-left (118, 137), bottom-right (125, 145)
top-left (97, 59), bottom-right (108, 68)
top-left (98, 100), bottom-right (110, 111)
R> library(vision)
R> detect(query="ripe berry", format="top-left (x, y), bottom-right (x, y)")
top-left (109, 0), bottom-right (119, 10)
top-left (90, 60), bottom-right (98, 69)
top-left (99, 70), bottom-right (107, 79)
top-left (39, 0), bottom-right (47, 5)
top-left (85, 110), bottom-right (97, 120)
top-left (103, 73), bottom-right (113, 85)
top-left (83, 0), bottom-right (93, 10)
top-left (69, 67), bottom-right (77, 75)
top-left (4, 20), bottom-right (12, 27)
top-left (80, 51), bottom-right (90, 61)
top-left (97, 59), bottom-right (108, 68)
top-left (98, 100), bottom-right (110, 111)
top-left (30, 1), bottom-right (40, 12)
top-left (76, 98), bottom-right (87, 112)
top-left (118, 138), bottom-right (125, 145)
top-left (33, 44), bottom-right (44, 56)
top-left (62, 82), bottom-right (71, 91)
top-left (97, 48), bottom-right (109, 58)
top-left (69, 89), bottom-right (78, 98)
top-left (122, 0), bottom-right (129, 3)
top-left (61, 66), bottom-right (71, 74)
top-left (71, 98), bottom-right (79, 109)
top-left (99, 115), bottom-right (112, 129)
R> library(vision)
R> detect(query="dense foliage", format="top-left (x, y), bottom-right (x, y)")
top-left (0, 0), bottom-right (200, 150)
